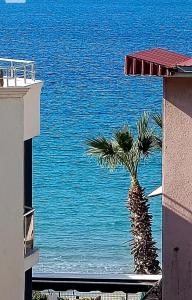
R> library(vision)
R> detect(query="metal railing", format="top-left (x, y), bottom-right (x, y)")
top-left (33, 273), bottom-right (161, 299)
top-left (0, 58), bottom-right (35, 87)
top-left (24, 206), bottom-right (35, 256)
top-left (33, 290), bottom-right (143, 300)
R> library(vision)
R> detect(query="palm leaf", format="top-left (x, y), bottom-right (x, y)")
top-left (152, 113), bottom-right (162, 129)
top-left (137, 112), bottom-right (149, 136)
top-left (138, 129), bottom-right (156, 157)
top-left (153, 136), bottom-right (162, 150)
top-left (114, 125), bottom-right (133, 153)
top-left (86, 137), bottom-right (119, 168)
top-left (123, 142), bottom-right (140, 179)
top-left (152, 113), bottom-right (162, 150)
top-left (137, 112), bottom-right (156, 157)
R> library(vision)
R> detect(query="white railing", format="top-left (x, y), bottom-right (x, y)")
top-left (0, 58), bottom-right (35, 87)
top-left (24, 206), bottom-right (35, 256)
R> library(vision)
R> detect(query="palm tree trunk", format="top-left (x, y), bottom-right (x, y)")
top-left (128, 180), bottom-right (161, 274)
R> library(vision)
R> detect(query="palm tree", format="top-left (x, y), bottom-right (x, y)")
top-left (86, 112), bottom-right (161, 274)
top-left (152, 113), bottom-right (162, 150)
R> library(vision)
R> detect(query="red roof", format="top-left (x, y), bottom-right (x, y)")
top-left (180, 58), bottom-right (192, 66)
top-left (127, 48), bottom-right (190, 67)
top-left (124, 48), bottom-right (192, 77)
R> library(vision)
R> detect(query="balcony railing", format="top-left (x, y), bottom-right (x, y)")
top-left (33, 273), bottom-right (161, 300)
top-left (0, 58), bottom-right (35, 87)
top-left (24, 206), bottom-right (35, 257)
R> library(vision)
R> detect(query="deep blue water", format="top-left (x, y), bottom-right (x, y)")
top-left (0, 0), bottom-right (192, 273)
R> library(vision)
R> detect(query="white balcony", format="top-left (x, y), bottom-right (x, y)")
top-left (0, 58), bottom-right (35, 87)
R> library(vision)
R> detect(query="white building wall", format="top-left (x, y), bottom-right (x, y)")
top-left (0, 81), bottom-right (43, 300)
top-left (24, 81), bottom-right (43, 141)
top-left (0, 95), bottom-right (25, 300)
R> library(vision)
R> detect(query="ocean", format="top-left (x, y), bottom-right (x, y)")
top-left (0, 0), bottom-right (191, 274)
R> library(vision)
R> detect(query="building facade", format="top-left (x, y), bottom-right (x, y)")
top-left (0, 59), bottom-right (43, 300)
top-left (125, 48), bottom-right (192, 300)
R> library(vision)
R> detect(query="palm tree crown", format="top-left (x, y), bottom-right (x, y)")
top-left (87, 112), bottom-right (157, 182)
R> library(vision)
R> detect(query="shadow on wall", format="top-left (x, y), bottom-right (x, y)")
top-left (163, 204), bottom-right (192, 299)
top-left (163, 76), bottom-right (192, 300)
top-left (164, 77), bottom-right (192, 118)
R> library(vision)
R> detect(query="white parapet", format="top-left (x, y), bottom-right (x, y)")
top-left (0, 81), bottom-right (43, 140)
top-left (0, 58), bottom-right (43, 140)
top-left (24, 248), bottom-right (40, 272)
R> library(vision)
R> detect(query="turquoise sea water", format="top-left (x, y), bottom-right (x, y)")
top-left (0, 0), bottom-right (192, 274)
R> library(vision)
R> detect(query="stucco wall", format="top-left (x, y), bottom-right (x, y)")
top-left (163, 77), bottom-right (192, 300)
top-left (24, 81), bottom-right (43, 141)
top-left (0, 81), bottom-right (43, 300)
top-left (0, 95), bottom-right (25, 300)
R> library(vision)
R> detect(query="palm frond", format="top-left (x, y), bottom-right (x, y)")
top-left (86, 137), bottom-right (119, 168)
top-left (86, 111), bottom-right (160, 177)
top-left (152, 112), bottom-right (162, 150)
top-left (120, 142), bottom-right (140, 179)
top-left (137, 111), bottom-right (149, 137)
top-left (127, 145), bottom-right (140, 179)
top-left (153, 136), bottom-right (162, 150)
top-left (152, 113), bottom-right (162, 129)
top-left (138, 129), bottom-right (156, 157)
top-left (137, 112), bottom-right (156, 157)
top-left (114, 125), bottom-right (133, 153)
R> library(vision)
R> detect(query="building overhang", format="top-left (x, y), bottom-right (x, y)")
top-left (148, 186), bottom-right (162, 198)
top-left (124, 48), bottom-right (192, 77)
top-left (24, 247), bottom-right (39, 272)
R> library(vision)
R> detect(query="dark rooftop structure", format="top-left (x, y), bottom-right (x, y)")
top-left (124, 48), bottom-right (192, 77)
top-left (33, 273), bottom-right (161, 294)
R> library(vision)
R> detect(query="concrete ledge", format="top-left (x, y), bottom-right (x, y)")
top-left (24, 247), bottom-right (39, 272)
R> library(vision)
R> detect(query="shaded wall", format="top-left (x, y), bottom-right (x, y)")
top-left (163, 77), bottom-right (192, 300)
top-left (24, 139), bottom-right (33, 300)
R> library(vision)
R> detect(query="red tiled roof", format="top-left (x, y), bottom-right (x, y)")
top-left (127, 48), bottom-right (190, 68)
top-left (180, 58), bottom-right (192, 66)
top-left (124, 48), bottom-right (192, 77)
